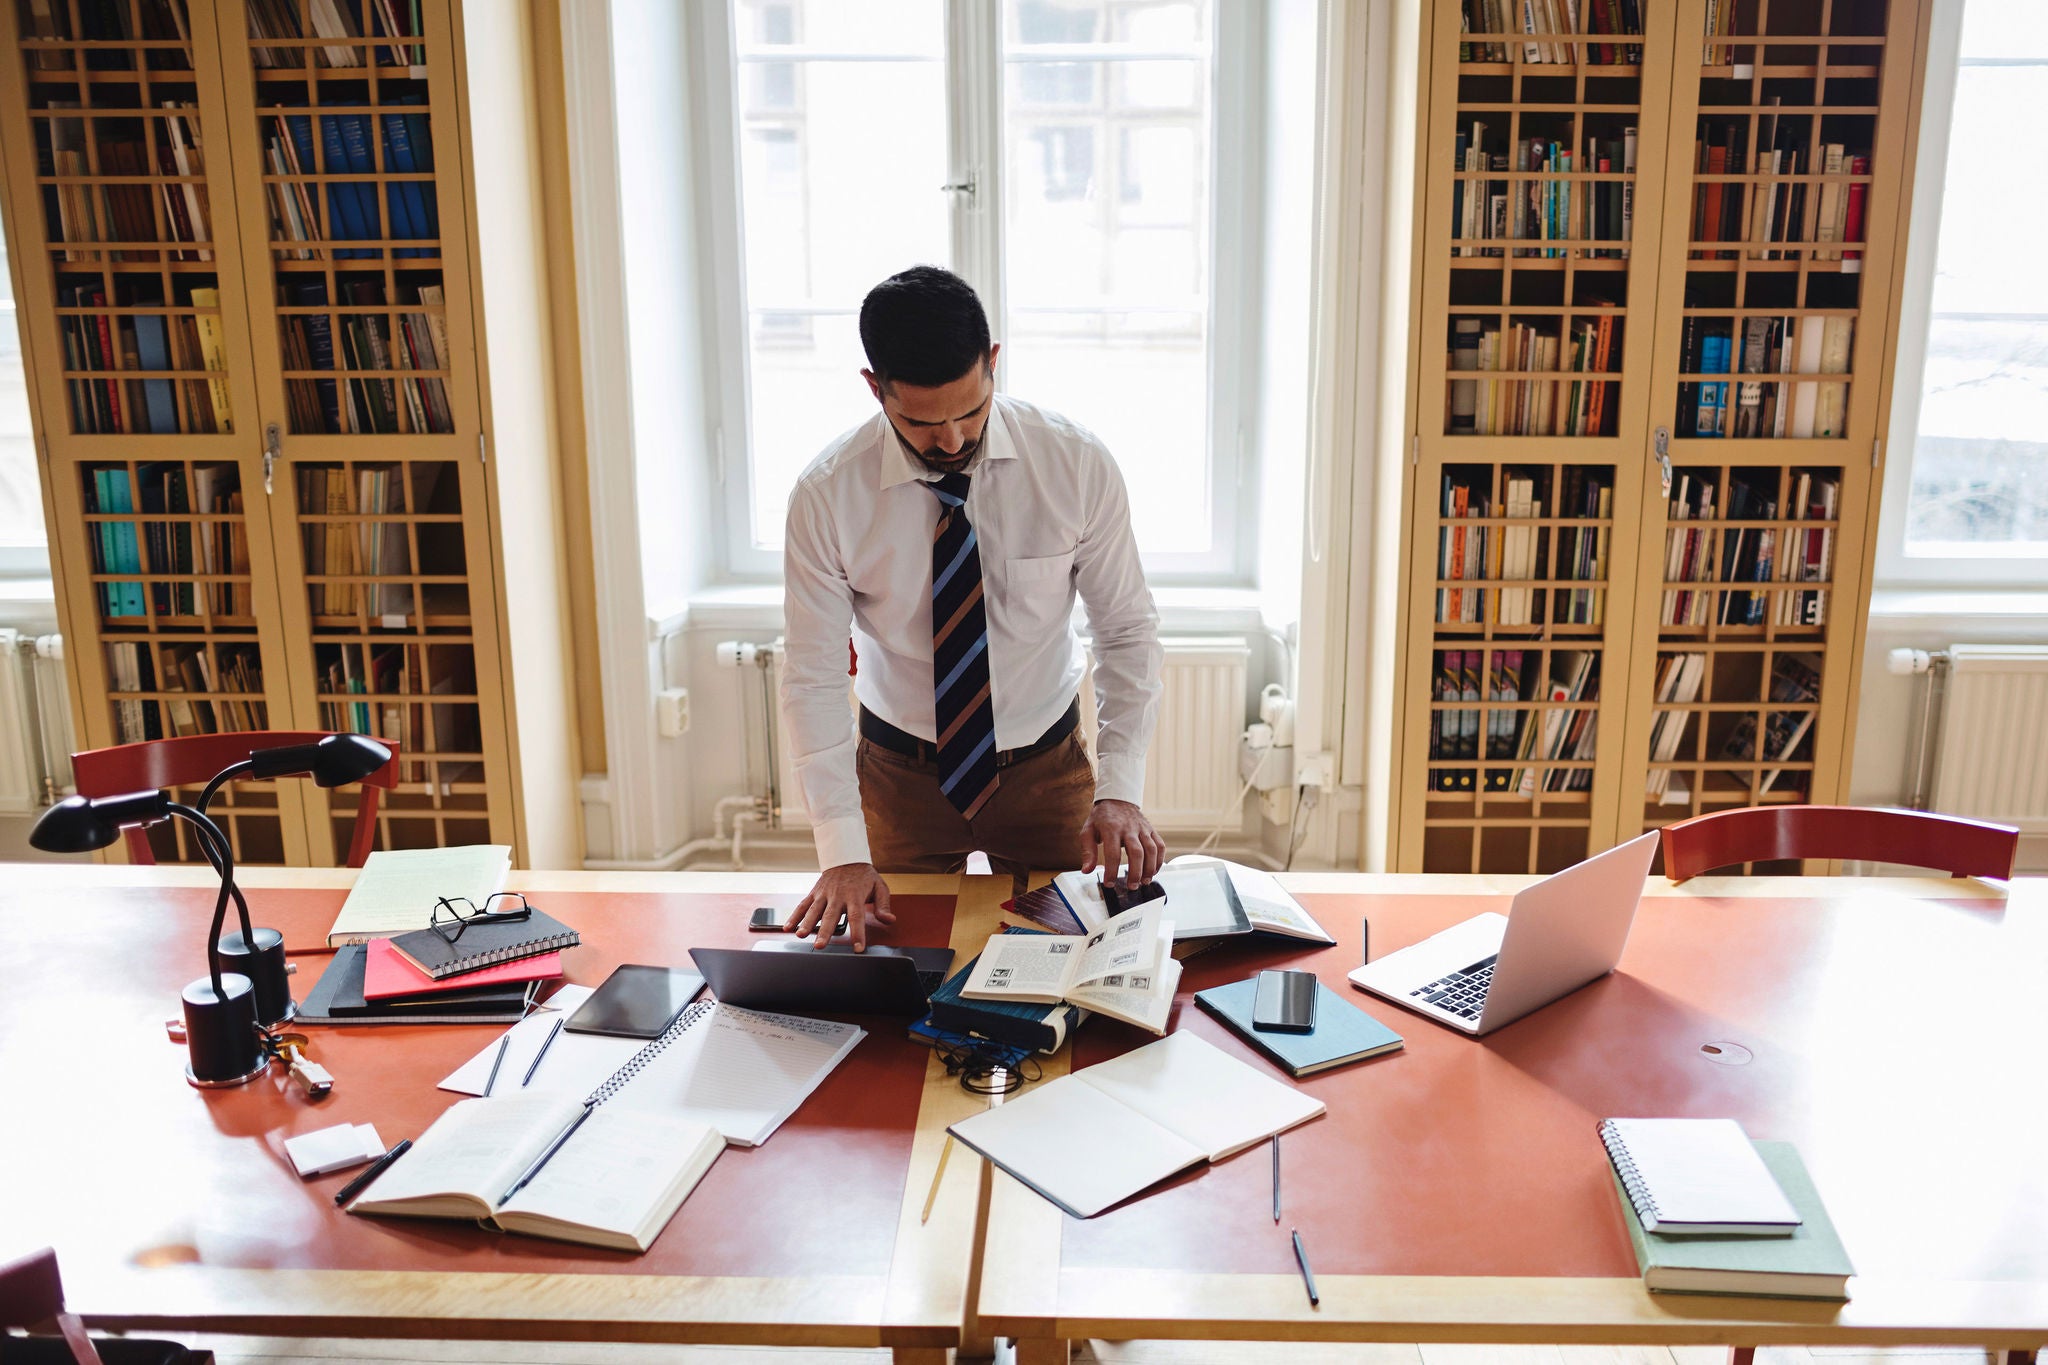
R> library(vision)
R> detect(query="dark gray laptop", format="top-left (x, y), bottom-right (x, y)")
top-left (689, 940), bottom-right (956, 1015)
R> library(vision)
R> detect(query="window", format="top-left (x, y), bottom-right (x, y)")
top-left (0, 212), bottom-right (51, 577)
top-left (1879, 0), bottom-right (2048, 585)
top-left (715, 0), bottom-right (1250, 581)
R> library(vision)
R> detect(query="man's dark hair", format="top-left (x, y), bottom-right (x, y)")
top-left (858, 265), bottom-right (990, 389)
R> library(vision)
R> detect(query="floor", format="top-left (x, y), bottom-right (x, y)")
top-left (173, 1334), bottom-right (2005, 1365)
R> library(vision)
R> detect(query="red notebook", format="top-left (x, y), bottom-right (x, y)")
top-left (362, 938), bottom-right (564, 1001)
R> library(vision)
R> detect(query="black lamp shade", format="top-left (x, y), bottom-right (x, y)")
top-left (30, 790), bottom-right (170, 852)
top-left (248, 734), bottom-right (391, 787)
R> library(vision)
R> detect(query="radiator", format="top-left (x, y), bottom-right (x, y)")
top-left (0, 631), bottom-right (73, 814)
top-left (1927, 645), bottom-right (2048, 831)
top-left (766, 635), bottom-right (1254, 833)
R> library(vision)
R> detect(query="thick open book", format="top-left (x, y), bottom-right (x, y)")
top-left (960, 903), bottom-right (1179, 1033)
top-left (352, 1093), bottom-right (723, 1251)
top-left (948, 1032), bottom-right (1324, 1217)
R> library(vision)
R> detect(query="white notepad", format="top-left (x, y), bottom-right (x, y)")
top-left (326, 844), bottom-right (511, 945)
top-left (949, 1032), bottom-right (1325, 1218)
top-left (1600, 1117), bottom-right (1803, 1236)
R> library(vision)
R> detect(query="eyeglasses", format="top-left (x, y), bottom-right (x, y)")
top-left (429, 892), bottom-right (534, 944)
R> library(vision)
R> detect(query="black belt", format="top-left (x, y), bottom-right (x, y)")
top-left (859, 696), bottom-right (1080, 769)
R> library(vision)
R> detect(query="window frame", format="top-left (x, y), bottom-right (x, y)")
top-left (697, 0), bottom-right (1264, 585)
top-left (1875, 0), bottom-right (2048, 589)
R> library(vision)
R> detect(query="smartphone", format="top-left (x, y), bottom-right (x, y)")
top-left (748, 906), bottom-right (783, 932)
top-left (564, 964), bottom-right (705, 1038)
top-left (1100, 880), bottom-right (1167, 915)
top-left (1251, 969), bottom-right (1318, 1034)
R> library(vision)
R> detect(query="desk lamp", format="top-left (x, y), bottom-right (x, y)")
top-left (188, 735), bottom-right (391, 1026)
top-left (31, 790), bottom-right (268, 1086)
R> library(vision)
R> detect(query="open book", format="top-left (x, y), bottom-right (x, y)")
top-left (1164, 855), bottom-right (1337, 944)
top-left (352, 1093), bottom-right (723, 1251)
top-left (948, 1032), bottom-right (1325, 1217)
top-left (1052, 864), bottom-right (1250, 942)
top-left (961, 903), bottom-right (1180, 1033)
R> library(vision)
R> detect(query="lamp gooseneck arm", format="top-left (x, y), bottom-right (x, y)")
top-left (189, 764), bottom-right (257, 947)
top-left (193, 759), bottom-right (255, 828)
top-left (168, 802), bottom-right (236, 1001)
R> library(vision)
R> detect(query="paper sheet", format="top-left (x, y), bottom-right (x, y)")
top-left (437, 985), bottom-right (640, 1098)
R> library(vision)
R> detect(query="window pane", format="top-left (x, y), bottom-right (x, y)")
top-left (1902, 14), bottom-right (2048, 557)
top-left (1003, 0), bottom-right (1215, 557)
top-left (735, 0), bottom-right (947, 549)
top-left (0, 212), bottom-right (49, 557)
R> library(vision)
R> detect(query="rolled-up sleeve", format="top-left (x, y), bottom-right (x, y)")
top-left (781, 481), bottom-right (870, 869)
top-left (1074, 446), bottom-right (1162, 805)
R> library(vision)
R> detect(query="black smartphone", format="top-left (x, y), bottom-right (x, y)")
top-left (748, 906), bottom-right (783, 932)
top-left (1101, 879), bottom-right (1167, 915)
top-left (564, 964), bottom-right (705, 1038)
top-left (1251, 969), bottom-right (1318, 1033)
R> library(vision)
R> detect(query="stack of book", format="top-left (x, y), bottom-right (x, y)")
top-left (1602, 1117), bottom-right (1852, 1300)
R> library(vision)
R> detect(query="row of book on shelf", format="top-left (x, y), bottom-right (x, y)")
top-left (1662, 470), bottom-right (1836, 627)
top-left (105, 640), bottom-right (268, 744)
top-left (1452, 125), bottom-right (1636, 258)
top-left (1429, 648), bottom-right (1598, 795)
top-left (1695, 115), bottom-right (1868, 263)
top-left (18, 0), bottom-right (194, 67)
top-left (1438, 469), bottom-right (1610, 625)
top-left (1680, 314), bottom-right (1852, 440)
top-left (40, 103), bottom-right (211, 260)
top-left (85, 464), bottom-right (251, 619)
top-left (248, 0), bottom-right (427, 69)
top-left (263, 99), bottom-right (440, 259)
top-left (281, 279), bottom-right (455, 434)
top-left (316, 641), bottom-right (464, 758)
top-left (300, 465), bottom-right (415, 617)
top-left (1459, 0), bottom-right (1643, 63)
top-left (1643, 650), bottom-right (1820, 802)
top-left (59, 284), bottom-right (233, 435)
top-left (1449, 312), bottom-right (1620, 437)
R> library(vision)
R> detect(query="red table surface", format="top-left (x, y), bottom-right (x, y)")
top-left (0, 885), bottom-right (956, 1284)
top-left (1060, 889), bottom-right (2048, 1283)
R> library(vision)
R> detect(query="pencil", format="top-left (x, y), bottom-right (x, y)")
top-left (1271, 1134), bottom-right (1281, 1222)
top-left (1291, 1227), bottom-right (1319, 1307)
top-left (522, 1017), bottom-right (563, 1086)
top-left (920, 1134), bottom-right (955, 1225)
top-left (483, 1036), bottom-right (509, 1096)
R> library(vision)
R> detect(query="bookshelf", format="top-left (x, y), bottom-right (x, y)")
top-left (0, 0), bottom-right (577, 867)
top-left (1394, 0), bottom-right (1925, 874)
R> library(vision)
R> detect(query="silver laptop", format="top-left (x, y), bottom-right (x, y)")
top-left (1348, 831), bottom-right (1661, 1035)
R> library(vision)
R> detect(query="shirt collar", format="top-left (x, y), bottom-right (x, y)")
top-left (876, 394), bottom-right (1018, 490)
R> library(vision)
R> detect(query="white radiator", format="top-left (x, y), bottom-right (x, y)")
top-left (766, 635), bottom-right (1254, 833)
top-left (1929, 645), bottom-right (2048, 832)
top-left (0, 631), bottom-right (73, 814)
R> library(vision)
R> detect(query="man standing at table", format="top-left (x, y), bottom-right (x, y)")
top-left (780, 266), bottom-right (1165, 948)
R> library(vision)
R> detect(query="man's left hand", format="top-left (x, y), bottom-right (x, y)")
top-left (1080, 799), bottom-right (1164, 889)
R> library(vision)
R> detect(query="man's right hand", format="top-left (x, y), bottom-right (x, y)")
top-left (787, 862), bottom-right (896, 951)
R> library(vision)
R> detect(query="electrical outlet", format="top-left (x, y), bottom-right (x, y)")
top-left (1295, 750), bottom-right (1336, 791)
top-left (1239, 735), bottom-right (1294, 792)
top-left (656, 687), bottom-right (690, 738)
top-left (1260, 785), bottom-right (1295, 826)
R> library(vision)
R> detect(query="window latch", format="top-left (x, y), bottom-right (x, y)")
top-left (264, 423), bottom-right (281, 495)
top-left (1653, 425), bottom-right (1672, 499)
top-left (940, 171), bottom-right (977, 203)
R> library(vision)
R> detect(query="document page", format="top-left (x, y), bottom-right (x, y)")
top-left (1074, 902), bottom-right (1164, 983)
top-left (603, 1004), bottom-right (864, 1146)
top-left (1076, 1031), bottom-right (1325, 1160)
top-left (948, 1072), bottom-right (1208, 1219)
top-left (497, 1108), bottom-right (722, 1238)
top-left (327, 844), bottom-right (511, 942)
top-left (358, 1093), bottom-right (577, 1210)
top-left (437, 985), bottom-right (643, 1099)
top-left (965, 931), bottom-right (1086, 1000)
top-left (1064, 926), bottom-right (1179, 1033)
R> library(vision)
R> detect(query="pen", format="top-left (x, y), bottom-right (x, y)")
top-left (920, 1133), bottom-right (955, 1225)
top-left (522, 1017), bottom-right (564, 1086)
top-left (483, 1036), bottom-right (509, 1096)
top-left (499, 1102), bottom-right (594, 1204)
top-left (1271, 1134), bottom-right (1281, 1223)
top-left (334, 1138), bottom-right (412, 1207)
top-left (1361, 916), bottom-right (1370, 964)
top-left (1291, 1227), bottom-right (1319, 1307)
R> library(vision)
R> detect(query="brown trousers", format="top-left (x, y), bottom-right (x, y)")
top-left (858, 731), bottom-right (1096, 880)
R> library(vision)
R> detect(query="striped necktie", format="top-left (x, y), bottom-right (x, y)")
top-left (928, 471), bottom-right (998, 819)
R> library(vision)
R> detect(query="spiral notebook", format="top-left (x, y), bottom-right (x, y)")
top-left (388, 907), bottom-right (581, 980)
top-left (1599, 1117), bottom-right (1802, 1236)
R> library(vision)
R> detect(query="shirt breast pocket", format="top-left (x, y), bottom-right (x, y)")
top-left (1004, 552), bottom-right (1077, 636)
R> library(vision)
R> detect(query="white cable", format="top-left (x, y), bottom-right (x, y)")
top-left (1195, 741), bottom-right (1273, 854)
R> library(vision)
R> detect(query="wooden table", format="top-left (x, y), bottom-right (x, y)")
top-left (0, 865), bottom-right (1025, 1365)
top-left (974, 873), bottom-right (2048, 1364)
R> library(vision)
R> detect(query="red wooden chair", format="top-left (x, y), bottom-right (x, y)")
top-left (0, 1246), bottom-right (210, 1365)
top-left (1661, 804), bottom-right (2018, 882)
top-left (70, 731), bottom-right (401, 867)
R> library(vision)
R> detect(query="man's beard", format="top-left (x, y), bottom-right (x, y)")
top-left (896, 424), bottom-right (982, 475)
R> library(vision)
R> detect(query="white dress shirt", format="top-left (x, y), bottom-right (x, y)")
top-left (781, 394), bottom-right (1164, 870)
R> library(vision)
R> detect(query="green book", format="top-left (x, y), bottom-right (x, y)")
top-left (1611, 1141), bottom-right (1853, 1300)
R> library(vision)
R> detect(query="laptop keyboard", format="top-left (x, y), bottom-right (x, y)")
top-left (1411, 954), bottom-right (1499, 1021)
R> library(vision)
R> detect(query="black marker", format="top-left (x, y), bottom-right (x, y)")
top-left (334, 1139), bottom-right (412, 1207)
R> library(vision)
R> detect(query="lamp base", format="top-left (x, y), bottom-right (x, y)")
top-left (186, 1057), bottom-right (271, 1089)
top-left (181, 971), bottom-right (263, 1087)
top-left (218, 926), bottom-right (294, 1027)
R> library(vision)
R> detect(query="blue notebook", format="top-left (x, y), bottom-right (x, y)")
top-left (1194, 976), bottom-right (1403, 1077)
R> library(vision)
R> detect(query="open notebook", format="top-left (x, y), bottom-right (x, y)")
top-left (948, 1032), bottom-right (1325, 1218)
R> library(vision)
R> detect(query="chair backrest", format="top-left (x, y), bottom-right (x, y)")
top-left (70, 732), bottom-right (401, 868)
top-left (0, 1246), bottom-right (99, 1365)
top-left (1660, 804), bottom-right (2019, 882)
